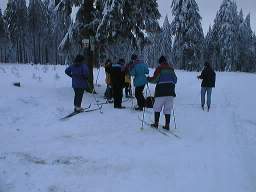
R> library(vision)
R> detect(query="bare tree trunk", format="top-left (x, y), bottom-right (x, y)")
top-left (16, 41), bottom-right (19, 63)
top-left (33, 33), bottom-right (36, 63)
top-left (4, 48), bottom-right (7, 63)
top-left (82, 0), bottom-right (95, 93)
top-left (38, 34), bottom-right (41, 64)
top-left (19, 39), bottom-right (22, 63)
top-left (0, 48), bottom-right (2, 62)
top-left (45, 46), bottom-right (48, 64)
top-left (22, 38), bottom-right (26, 63)
top-left (55, 37), bottom-right (58, 65)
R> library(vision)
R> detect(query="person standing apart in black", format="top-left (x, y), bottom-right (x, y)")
top-left (197, 62), bottom-right (216, 111)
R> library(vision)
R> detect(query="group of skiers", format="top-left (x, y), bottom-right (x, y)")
top-left (65, 54), bottom-right (216, 130)
top-left (104, 55), bottom-right (150, 110)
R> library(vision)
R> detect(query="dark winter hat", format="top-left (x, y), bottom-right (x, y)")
top-left (131, 54), bottom-right (138, 61)
top-left (74, 55), bottom-right (85, 64)
top-left (159, 56), bottom-right (167, 64)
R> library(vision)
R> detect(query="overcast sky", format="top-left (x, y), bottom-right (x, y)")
top-left (0, 0), bottom-right (255, 34)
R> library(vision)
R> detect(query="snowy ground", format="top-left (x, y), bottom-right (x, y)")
top-left (0, 63), bottom-right (256, 192)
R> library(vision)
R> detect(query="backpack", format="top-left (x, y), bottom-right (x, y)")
top-left (145, 97), bottom-right (155, 108)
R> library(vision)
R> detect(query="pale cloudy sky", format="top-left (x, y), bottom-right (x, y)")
top-left (0, 0), bottom-right (256, 34)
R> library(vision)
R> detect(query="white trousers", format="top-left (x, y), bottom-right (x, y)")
top-left (153, 96), bottom-right (174, 114)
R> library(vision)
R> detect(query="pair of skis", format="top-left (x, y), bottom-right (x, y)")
top-left (60, 104), bottom-right (103, 120)
top-left (138, 116), bottom-right (181, 139)
top-left (61, 97), bottom-right (132, 120)
top-left (95, 98), bottom-right (131, 106)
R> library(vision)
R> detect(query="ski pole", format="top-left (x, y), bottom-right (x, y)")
top-left (91, 88), bottom-right (103, 114)
top-left (141, 84), bottom-right (148, 131)
top-left (172, 106), bottom-right (177, 129)
top-left (88, 83), bottom-right (103, 114)
top-left (146, 83), bottom-right (155, 109)
top-left (130, 83), bottom-right (135, 109)
top-left (146, 83), bottom-right (152, 97)
top-left (141, 106), bottom-right (146, 131)
top-left (95, 66), bottom-right (101, 87)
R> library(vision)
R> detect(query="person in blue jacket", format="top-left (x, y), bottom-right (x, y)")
top-left (65, 55), bottom-right (89, 112)
top-left (130, 55), bottom-right (149, 111)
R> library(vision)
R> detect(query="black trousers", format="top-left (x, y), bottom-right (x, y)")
top-left (73, 88), bottom-right (85, 107)
top-left (135, 85), bottom-right (145, 109)
top-left (112, 85), bottom-right (123, 108)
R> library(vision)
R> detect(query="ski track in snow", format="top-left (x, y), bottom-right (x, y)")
top-left (0, 64), bottom-right (256, 192)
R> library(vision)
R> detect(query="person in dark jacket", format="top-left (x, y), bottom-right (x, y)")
top-left (130, 55), bottom-right (149, 111)
top-left (65, 55), bottom-right (89, 112)
top-left (148, 56), bottom-right (177, 130)
top-left (110, 59), bottom-right (126, 109)
top-left (197, 61), bottom-right (216, 111)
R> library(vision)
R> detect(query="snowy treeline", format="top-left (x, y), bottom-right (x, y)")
top-left (0, 0), bottom-right (70, 64)
top-left (0, 0), bottom-right (256, 72)
top-left (145, 0), bottom-right (256, 72)
top-left (205, 0), bottom-right (256, 72)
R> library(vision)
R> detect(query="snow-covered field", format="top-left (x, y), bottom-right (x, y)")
top-left (0, 64), bottom-right (256, 192)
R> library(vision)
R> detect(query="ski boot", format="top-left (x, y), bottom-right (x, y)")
top-left (74, 107), bottom-right (84, 113)
top-left (163, 114), bottom-right (170, 131)
top-left (151, 112), bottom-right (160, 129)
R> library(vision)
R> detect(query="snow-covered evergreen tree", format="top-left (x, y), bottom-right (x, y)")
top-left (144, 31), bottom-right (161, 67)
top-left (211, 0), bottom-right (240, 71)
top-left (144, 15), bottom-right (172, 67)
top-left (4, 0), bottom-right (29, 63)
top-left (57, 0), bottom-right (160, 91)
top-left (238, 14), bottom-right (254, 72)
top-left (28, 0), bottom-right (50, 64)
top-left (104, 40), bottom-right (136, 64)
top-left (95, 0), bottom-right (160, 48)
top-left (253, 34), bottom-right (256, 72)
top-left (204, 26), bottom-right (213, 63)
top-left (58, 0), bottom-right (160, 57)
top-left (46, 0), bottom-right (70, 65)
top-left (0, 9), bottom-right (10, 63)
top-left (0, 0), bottom-right (70, 65)
top-left (238, 9), bottom-right (244, 24)
top-left (159, 16), bottom-right (172, 64)
top-left (171, 0), bottom-right (204, 71)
